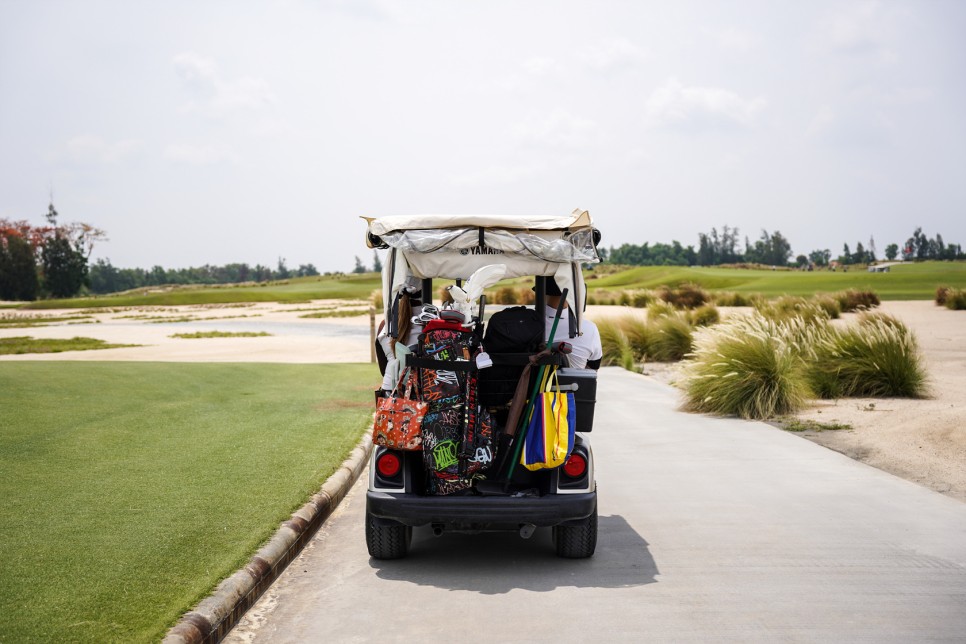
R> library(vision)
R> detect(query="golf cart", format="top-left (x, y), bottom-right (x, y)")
top-left (363, 209), bottom-right (602, 559)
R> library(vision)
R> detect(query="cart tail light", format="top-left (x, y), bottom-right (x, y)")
top-left (376, 452), bottom-right (401, 478)
top-left (562, 453), bottom-right (587, 478)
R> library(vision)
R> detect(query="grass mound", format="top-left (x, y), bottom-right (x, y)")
top-left (0, 336), bottom-right (138, 354)
top-left (682, 314), bottom-right (811, 419)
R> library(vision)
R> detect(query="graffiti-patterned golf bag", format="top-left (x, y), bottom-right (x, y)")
top-left (416, 326), bottom-right (495, 495)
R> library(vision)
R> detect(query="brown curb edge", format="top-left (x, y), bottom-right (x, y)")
top-left (163, 433), bottom-right (373, 644)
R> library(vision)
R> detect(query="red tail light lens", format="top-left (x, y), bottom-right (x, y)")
top-left (562, 453), bottom-right (587, 478)
top-left (376, 452), bottom-right (401, 478)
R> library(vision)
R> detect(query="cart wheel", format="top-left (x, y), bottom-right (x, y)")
top-left (366, 510), bottom-right (412, 559)
top-left (553, 506), bottom-right (597, 558)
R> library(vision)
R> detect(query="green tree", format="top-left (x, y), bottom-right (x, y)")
top-left (276, 257), bottom-right (291, 279)
top-left (372, 250), bottom-right (383, 273)
top-left (352, 255), bottom-right (366, 274)
top-left (840, 243), bottom-right (852, 265)
top-left (0, 231), bottom-right (39, 300)
top-left (809, 249), bottom-right (831, 267)
top-left (41, 234), bottom-right (87, 298)
top-left (885, 243), bottom-right (899, 261)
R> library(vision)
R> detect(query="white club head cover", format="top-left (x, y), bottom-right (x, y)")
top-left (462, 264), bottom-right (507, 319)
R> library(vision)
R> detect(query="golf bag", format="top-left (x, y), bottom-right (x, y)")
top-left (414, 326), bottom-right (495, 495)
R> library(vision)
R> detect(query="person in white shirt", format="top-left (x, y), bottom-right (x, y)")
top-left (543, 278), bottom-right (602, 370)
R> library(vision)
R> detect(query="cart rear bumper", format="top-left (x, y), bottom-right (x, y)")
top-left (366, 490), bottom-right (597, 529)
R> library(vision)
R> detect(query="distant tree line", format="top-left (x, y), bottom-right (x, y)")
top-left (88, 257), bottom-right (319, 295)
top-left (1, 204), bottom-right (323, 300)
top-left (1, 205), bottom-right (105, 301)
top-left (605, 225), bottom-right (965, 269)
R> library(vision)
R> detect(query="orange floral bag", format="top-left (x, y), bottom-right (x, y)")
top-left (372, 369), bottom-right (426, 450)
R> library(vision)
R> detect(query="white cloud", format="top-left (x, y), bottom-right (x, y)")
top-left (805, 104), bottom-right (895, 148)
top-left (66, 134), bottom-right (141, 163)
top-left (163, 144), bottom-right (235, 165)
top-left (702, 26), bottom-right (758, 52)
top-left (523, 56), bottom-right (561, 76)
top-left (644, 78), bottom-right (766, 129)
top-left (512, 108), bottom-right (602, 150)
top-left (818, 0), bottom-right (899, 62)
top-left (449, 162), bottom-right (545, 188)
top-left (575, 38), bottom-right (647, 72)
top-left (172, 52), bottom-right (275, 116)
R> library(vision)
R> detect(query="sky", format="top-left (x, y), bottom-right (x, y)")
top-left (1, 0), bottom-right (964, 273)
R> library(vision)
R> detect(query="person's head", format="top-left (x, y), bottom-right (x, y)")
top-left (543, 277), bottom-right (568, 309)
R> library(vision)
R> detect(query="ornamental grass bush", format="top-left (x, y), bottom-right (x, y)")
top-left (631, 290), bottom-right (655, 308)
top-left (646, 300), bottom-right (676, 320)
top-left (657, 282), bottom-right (710, 309)
top-left (935, 286), bottom-right (950, 306)
top-left (835, 289), bottom-right (880, 312)
top-left (681, 314), bottom-right (811, 419)
top-left (618, 316), bottom-right (651, 361)
top-left (814, 295), bottom-right (841, 319)
top-left (944, 288), bottom-right (966, 310)
top-left (712, 291), bottom-right (756, 307)
top-left (689, 303), bottom-right (720, 327)
top-left (804, 313), bottom-right (927, 398)
top-left (596, 317), bottom-right (635, 370)
top-left (647, 313), bottom-right (694, 362)
top-left (755, 295), bottom-right (831, 325)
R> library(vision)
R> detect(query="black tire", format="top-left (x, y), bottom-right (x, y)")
top-left (365, 510), bottom-right (412, 559)
top-left (553, 506), bottom-right (597, 558)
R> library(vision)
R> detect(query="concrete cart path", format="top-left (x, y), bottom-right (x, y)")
top-left (226, 367), bottom-right (966, 643)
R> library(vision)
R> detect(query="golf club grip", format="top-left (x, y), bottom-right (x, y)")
top-left (552, 341), bottom-right (572, 354)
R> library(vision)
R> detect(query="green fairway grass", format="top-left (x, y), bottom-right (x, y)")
top-left (0, 362), bottom-right (377, 642)
top-left (22, 273), bottom-right (382, 309)
top-left (585, 261), bottom-right (966, 300)
top-left (12, 262), bottom-right (966, 311)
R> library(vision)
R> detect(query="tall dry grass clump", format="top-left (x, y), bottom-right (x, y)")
top-left (631, 290), bottom-right (655, 308)
top-left (596, 317), bottom-right (635, 370)
top-left (804, 313), bottom-right (927, 398)
top-left (755, 295), bottom-right (830, 325)
top-left (681, 314), bottom-right (811, 419)
top-left (648, 313), bottom-right (694, 362)
top-left (712, 291), bottom-right (757, 307)
top-left (814, 294), bottom-right (841, 319)
top-left (835, 289), bottom-right (880, 312)
top-left (935, 286), bottom-right (950, 306)
top-left (657, 282), bottom-right (710, 309)
top-left (591, 310), bottom-right (697, 366)
top-left (617, 316), bottom-right (651, 361)
top-left (646, 300), bottom-right (676, 320)
top-left (942, 288), bottom-right (966, 310)
top-left (689, 303), bottom-right (720, 327)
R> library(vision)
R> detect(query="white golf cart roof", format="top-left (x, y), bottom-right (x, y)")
top-left (363, 209), bottom-right (601, 335)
